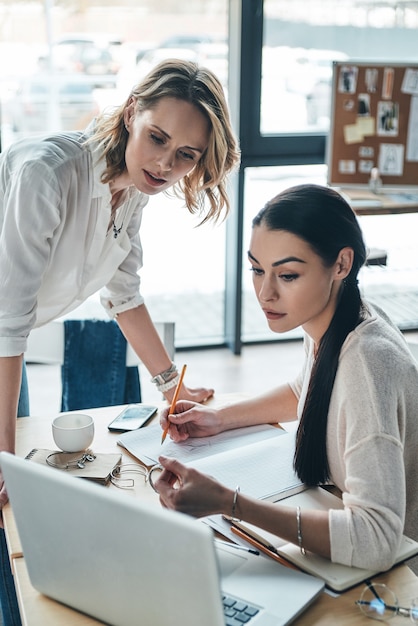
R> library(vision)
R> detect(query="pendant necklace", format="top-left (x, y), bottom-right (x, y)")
top-left (109, 189), bottom-right (128, 239)
top-left (112, 215), bottom-right (123, 239)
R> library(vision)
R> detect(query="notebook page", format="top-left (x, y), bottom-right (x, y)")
top-left (117, 423), bottom-right (285, 466)
top-left (191, 433), bottom-right (303, 500)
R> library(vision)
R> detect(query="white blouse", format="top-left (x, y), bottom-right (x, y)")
top-left (0, 127), bottom-right (149, 357)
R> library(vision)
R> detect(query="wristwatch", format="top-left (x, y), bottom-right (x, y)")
top-left (150, 362), bottom-right (178, 386)
top-left (155, 375), bottom-right (180, 393)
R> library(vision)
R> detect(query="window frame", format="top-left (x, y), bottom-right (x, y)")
top-left (225, 0), bottom-right (327, 353)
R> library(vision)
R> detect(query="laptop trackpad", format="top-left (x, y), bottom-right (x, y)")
top-left (216, 548), bottom-right (281, 626)
top-left (216, 546), bottom-right (249, 577)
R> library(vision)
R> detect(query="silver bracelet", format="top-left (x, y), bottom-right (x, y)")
top-left (156, 375), bottom-right (180, 394)
top-left (231, 485), bottom-right (240, 520)
top-left (296, 506), bottom-right (306, 556)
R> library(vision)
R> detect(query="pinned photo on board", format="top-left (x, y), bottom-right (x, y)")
top-left (338, 66), bottom-right (358, 94)
top-left (377, 101), bottom-right (399, 136)
top-left (365, 68), bottom-right (378, 93)
top-left (358, 93), bottom-right (371, 116)
top-left (382, 67), bottom-right (394, 99)
top-left (378, 143), bottom-right (404, 176)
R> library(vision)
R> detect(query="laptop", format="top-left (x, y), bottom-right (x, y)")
top-left (0, 452), bottom-right (324, 626)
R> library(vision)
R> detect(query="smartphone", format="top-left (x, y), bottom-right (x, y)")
top-left (108, 404), bottom-right (158, 432)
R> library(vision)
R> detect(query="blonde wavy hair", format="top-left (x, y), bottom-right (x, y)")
top-left (91, 58), bottom-right (240, 224)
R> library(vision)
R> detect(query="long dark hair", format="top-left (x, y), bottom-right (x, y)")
top-left (252, 184), bottom-right (367, 486)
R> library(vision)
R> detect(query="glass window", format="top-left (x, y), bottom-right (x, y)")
top-left (0, 1), bottom-right (229, 348)
top-left (261, 0), bottom-right (418, 134)
top-left (233, 0), bottom-right (418, 349)
top-left (242, 163), bottom-right (418, 342)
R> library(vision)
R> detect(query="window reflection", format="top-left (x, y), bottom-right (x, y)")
top-left (262, 0), bottom-right (418, 134)
top-left (0, 3), bottom-right (228, 145)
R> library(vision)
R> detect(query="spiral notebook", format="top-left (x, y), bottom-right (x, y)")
top-left (25, 448), bottom-right (121, 485)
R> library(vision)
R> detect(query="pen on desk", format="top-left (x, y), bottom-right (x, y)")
top-left (215, 538), bottom-right (259, 556)
top-left (161, 364), bottom-right (187, 445)
top-left (230, 526), bottom-right (299, 571)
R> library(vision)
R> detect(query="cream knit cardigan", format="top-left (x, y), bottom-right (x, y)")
top-left (290, 304), bottom-right (418, 574)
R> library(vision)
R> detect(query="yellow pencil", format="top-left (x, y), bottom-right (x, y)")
top-left (161, 364), bottom-right (187, 444)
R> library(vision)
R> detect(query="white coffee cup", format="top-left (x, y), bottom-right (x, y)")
top-left (52, 413), bottom-right (95, 452)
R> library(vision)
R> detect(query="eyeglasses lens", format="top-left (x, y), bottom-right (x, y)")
top-left (358, 584), bottom-right (398, 621)
top-left (411, 599), bottom-right (418, 623)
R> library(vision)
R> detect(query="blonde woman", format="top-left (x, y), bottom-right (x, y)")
top-left (0, 59), bottom-right (239, 625)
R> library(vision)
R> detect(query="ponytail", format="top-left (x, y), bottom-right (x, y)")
top-left (294, 278), bottom-right (366, 485)
top-left (252, 184), bottom-right (367, 486)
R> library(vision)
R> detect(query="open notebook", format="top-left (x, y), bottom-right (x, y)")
top-left (226, 487), bottom-right (418, 593)
top-left (118, 423), bottom-right (305, 501)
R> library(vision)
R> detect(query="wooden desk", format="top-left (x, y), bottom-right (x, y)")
top-left (11, 552), bottom-right (418, 626)
top-left (4, 403), bottom-right (418, 626)
top-left (3, 406), bottom-right (162, 562)
top-left (339, 187), bottom-right (418, 216)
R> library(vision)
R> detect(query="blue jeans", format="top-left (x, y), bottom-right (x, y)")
top-left (61, 319), bottom-right (141, 411)
top-left (0, 531), bottom-right (21, 626)
top-left (17, 361), bottom-right (29, 418)
top-left (0, 363), bottom-right (27, 626)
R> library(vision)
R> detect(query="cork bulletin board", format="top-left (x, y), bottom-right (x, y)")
top-left (327, 61), bottom-right (418, 188)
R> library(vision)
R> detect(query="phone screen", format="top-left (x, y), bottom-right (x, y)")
top-left (108, 404), bottom-right (158, 432)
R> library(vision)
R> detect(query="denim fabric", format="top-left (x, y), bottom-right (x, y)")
top-left (0, 364), bottom-right (27, 626)
top-left (0, 530), bottom-right (21, 626)
top-left (17, 361), bottom-right (29, 418)
top-left (61, 319), bottom-right (141, 412)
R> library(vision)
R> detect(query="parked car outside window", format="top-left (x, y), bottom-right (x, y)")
top-left (8, 73), bottom-right (100, 136)
top-left (38, 33), bottom-right (122, 88)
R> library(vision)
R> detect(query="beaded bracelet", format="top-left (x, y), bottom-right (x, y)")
top-left (232, 485), bottom-right (240, 520)
top-left (296, 506), bottom-right (306, 556)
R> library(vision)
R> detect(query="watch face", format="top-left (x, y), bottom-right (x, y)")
top-left (152, 365), bottom-right (177, 385)
top-left (163, 367), bottom-right (177, 382)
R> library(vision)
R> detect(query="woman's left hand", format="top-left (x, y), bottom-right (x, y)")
top-left (165, 383), bottom-right (214, 404)
top-left (155, 455), bottom-right (231, 519)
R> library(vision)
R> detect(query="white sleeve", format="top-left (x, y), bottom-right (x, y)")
top-left (0, 159), bottom-right (61, 355)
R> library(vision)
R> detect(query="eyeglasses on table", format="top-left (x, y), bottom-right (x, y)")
top-left (356, 581), bottom-right (418, 622)
top-left (110, 462), bottom-right (162, 492)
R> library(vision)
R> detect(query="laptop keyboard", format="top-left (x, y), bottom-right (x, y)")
top-left (223, 594), bottom-right (260, 625)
